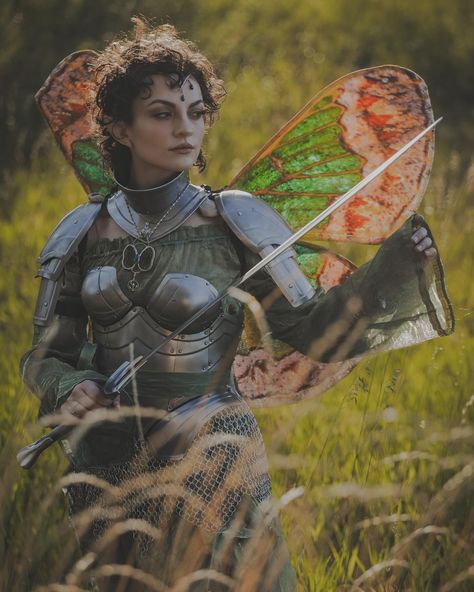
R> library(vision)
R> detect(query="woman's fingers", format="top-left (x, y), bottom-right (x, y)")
top-left (411, 226), bottom-right (428, 244)
top-left (78, 380), bottom-right (113, 406)
top-left (415, 236), bottom-right (432, 252)
top-left (410, 226), bottom-right (437, 258)
top-left (412, 213), bottom-right (424, 226)
top-left (61, 399), bottom-right (90, 418)
top-left (424, 246), bottom-right (437, 259)
top-left (59, 380), bottom-right (113, 418)
top-left (78, 384), bottom-right (112, 407)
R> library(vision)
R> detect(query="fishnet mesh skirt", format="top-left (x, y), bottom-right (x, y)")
top-left (65, 398), bottom-right (272, 547)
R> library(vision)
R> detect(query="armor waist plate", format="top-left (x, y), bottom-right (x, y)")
top-left (81, 269), bottom-right (242, 374)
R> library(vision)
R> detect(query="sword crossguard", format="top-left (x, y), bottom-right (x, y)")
top-left (102, 356), bottom-right (144, 396)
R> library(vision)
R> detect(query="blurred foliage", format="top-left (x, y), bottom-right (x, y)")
top-left (1, 149), bottom-right (472, 590)
top-left (0, 161), bottom-right (85, 590)
top-left (1, 0), bottom-right (474, 200)
top-left (1, 1), bottom-right (474, 589)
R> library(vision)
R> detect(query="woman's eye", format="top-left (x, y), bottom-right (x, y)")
top-left (191, 110), bottom-right (207, 119)
top-left (152, 112), bottom-right (171, 119)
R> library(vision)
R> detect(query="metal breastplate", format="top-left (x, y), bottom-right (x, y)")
top-left (81, 268), bottom-right (242, 375)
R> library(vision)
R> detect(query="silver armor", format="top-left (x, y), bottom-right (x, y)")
top-left (107, 170), bottom-right (210, 240)
top-left (34, 197), bottom-right (103, 326)
top-left (33, 173), bottom-right (313, 380)
top-left (81, 269), bottom-right (242, 375)
top-left (215, 189), bottom-right (315, 307)
top-left (29, 174), bottom-right (287, 538)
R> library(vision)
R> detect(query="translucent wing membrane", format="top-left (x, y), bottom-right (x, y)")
top-left (230, 66), bottom-right (434, 245)
top-left (36, 51), bottom-right (114, 196)
top-left (36, 57), bottom-right (445, 406)
top-left (234, 247), bottom-right (358, 405)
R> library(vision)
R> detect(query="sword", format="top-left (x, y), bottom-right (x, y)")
top-left (17, 117), bottom-right (441, 469)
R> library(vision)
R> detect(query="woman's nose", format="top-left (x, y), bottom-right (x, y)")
top-left (174, 115), bottom-right (193, 137)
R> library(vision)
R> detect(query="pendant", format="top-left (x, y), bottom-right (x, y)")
top-left (122, 243), bottom-right (157, 293)
top-left (128, 278), bottom-right (139, 291)
top-left (139, 224), bottom-right (153, 241)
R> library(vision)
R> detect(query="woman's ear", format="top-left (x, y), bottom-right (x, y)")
top-left (109, 121), bottom-right (131, 147)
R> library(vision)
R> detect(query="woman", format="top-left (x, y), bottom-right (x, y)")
top-left (21, 20), bottom-right (446, 592)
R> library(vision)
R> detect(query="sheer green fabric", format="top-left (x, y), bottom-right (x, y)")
top-left (21, 214), bottom-right (453, 459)
top-left (20, 212), bottom-right (452, 592)
top-left (245, 214), bottom-right (453, 365)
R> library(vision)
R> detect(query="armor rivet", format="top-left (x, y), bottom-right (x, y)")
top-left (178, 349), bottom-right (182, 353)
top-left (237, 211), bottom-right (242, 216)
top-left (43, 302), bottom-right (47, 306)
top-left (170, 348), bottom-right (174, 353)
top-left (202, 366), bottom-right (206, 371)
top-left (204, 341), bottom-right (208, 345)
top-left (185, 274), bottom-right (189, 278)
top-left (74, 220), bottom-right (78, 224)
top-left (289, 284), bottom-right (293, 288)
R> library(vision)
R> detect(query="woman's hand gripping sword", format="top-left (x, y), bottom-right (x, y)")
top-left (16, 118), bottom-right (441, 469)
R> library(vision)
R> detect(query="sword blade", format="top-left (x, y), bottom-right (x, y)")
top-left (107, 117), bottom-right (441, 394)
top-left (239, 117), bottom-right (442, 284)
top-left (17, 117), bottom-right (442, 468)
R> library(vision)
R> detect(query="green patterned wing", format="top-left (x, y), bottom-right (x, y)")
top-left (35, 51), bottom-right (114, 197)
top-left (229, 66), bottom-right (434, 245)
top-left (231, 66), bottom-right (435, 405)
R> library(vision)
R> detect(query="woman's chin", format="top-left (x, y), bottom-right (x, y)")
top-left (166, 153), bottom-right (197, 172)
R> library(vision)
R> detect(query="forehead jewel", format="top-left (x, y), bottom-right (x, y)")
top-left (166, 73), bottom-right (195, 102)
top-left (179, 74), bottom-right (194, 101)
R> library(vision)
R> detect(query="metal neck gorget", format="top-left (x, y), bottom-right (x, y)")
top-left (107, 170), bottom-right (210, 241)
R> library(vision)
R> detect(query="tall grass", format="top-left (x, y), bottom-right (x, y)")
top-left (0, 150), bottom-right (472, 590)
top-left (256, 150), bottom-right (474, 590)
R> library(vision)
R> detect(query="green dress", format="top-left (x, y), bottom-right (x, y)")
top-left (20, 214), bottom-right (453, 591)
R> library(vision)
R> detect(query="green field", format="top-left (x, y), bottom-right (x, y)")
top-left (0, 148), bottom-right (472, 590)
top-left (1, 1), bottom-right (473, 587)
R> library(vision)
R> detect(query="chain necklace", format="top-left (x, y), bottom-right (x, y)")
top-left (121, 181), bottom-right (189, 291)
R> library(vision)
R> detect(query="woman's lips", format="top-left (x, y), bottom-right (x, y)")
top-left (170, 144), bottom-right (194, 153)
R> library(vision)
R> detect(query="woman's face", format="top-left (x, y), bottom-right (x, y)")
top-left (116, 73), bottom-right (206, 187)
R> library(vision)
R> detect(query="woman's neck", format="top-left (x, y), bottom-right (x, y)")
top-left (128, 160), bottom-right (180, 190)
top-left (113, 169), bottom-right (190, 216)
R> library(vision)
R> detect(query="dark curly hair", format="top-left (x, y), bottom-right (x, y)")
top-left (93, 18), bottom-right (226, 176)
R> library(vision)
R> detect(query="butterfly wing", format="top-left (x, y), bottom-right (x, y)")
top-left (233, 246), bottom-right (360, 406)
top-left (230, 66), bottom-right (436, 406)
top-left (36, 57), bottom-right (437, 406)
top-left (35, 50), bottom-right (114, 197)
top-left (229, 65), bottom-right (434, 245)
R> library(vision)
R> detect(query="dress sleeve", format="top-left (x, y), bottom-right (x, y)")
top-left (241, 215), bottom-right (454, 362)
top-left (19, 250), bottom-right (107, 417)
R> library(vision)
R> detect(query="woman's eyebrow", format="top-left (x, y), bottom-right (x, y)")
top-left (146, 98), bottom-right (204, 108)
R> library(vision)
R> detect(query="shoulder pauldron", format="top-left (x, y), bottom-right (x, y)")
top-left (34, 199), bottom-right (103, 326)
top-left (215, 190), bottom-right (315, 307)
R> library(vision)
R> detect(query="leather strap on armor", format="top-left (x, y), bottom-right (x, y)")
top-left (34, 197), bottom-right (104, 327)
top-left (215, 190), bottom-right (315, 307)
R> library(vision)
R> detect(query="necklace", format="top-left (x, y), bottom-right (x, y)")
top-left (121, 181), bottom-right (189, 291)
